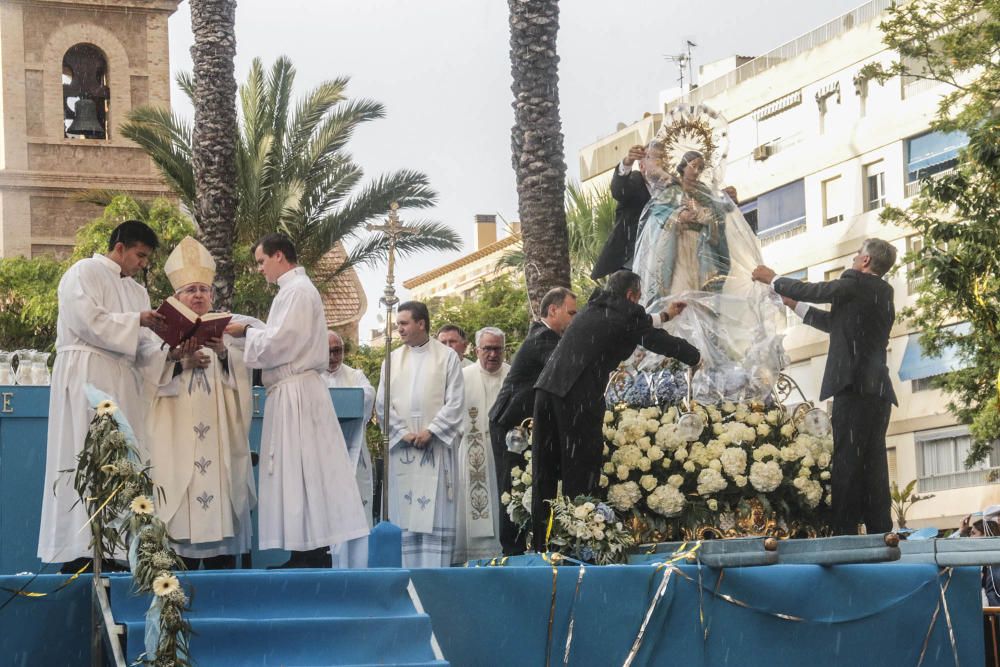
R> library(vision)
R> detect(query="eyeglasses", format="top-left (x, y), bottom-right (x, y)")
top-left (177, 284), bottom-right (212, 296)
top-left (479, 346), bottom-right (503, 354)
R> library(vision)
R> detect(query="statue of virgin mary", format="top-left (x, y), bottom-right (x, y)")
top-left (623, 105), bottom-right (788, 403)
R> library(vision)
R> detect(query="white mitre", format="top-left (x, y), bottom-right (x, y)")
top-left (164, 236), bottom-right (216, 291)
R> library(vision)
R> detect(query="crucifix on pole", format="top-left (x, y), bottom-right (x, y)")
top-left (366, 202), bottom-right (416, 522)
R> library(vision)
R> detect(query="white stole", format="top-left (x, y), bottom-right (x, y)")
top-left (461, 363), bottom-right (508, 538)
top-left (390, 339), bottom-right (449, 533)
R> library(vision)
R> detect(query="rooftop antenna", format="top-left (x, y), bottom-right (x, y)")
top-left (664, 39), bottom-right (697, 90)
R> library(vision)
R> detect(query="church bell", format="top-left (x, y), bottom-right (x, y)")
top-left (66, 98), bottom-right (105, 138)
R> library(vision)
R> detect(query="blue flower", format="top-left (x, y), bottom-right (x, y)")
top-left (595, 503), bottom-right (615, 523)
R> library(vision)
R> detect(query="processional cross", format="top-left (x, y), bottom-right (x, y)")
top-left (367, 202), bottom-right (417, 521)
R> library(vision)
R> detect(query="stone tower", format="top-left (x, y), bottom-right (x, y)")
top-left (0, 0), bottom-right (181, 258)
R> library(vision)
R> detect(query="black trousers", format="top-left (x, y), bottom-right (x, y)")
top-left (489, 419), bottom-right (528, 555)
top-left (531, 388), bottom-right (605, 550)
top-left (830, 391), bottom-right (893, 535)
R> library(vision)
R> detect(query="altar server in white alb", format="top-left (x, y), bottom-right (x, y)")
top-left (376, 301), bottom-right (464, 568)
top-left (323, 330), bottom-right (376, 568)
top-left (38, 220), bottom-right (168, 571)
top-left (453, 327), bottom-right (510, 563)
top-left (148, 237), bottom-right (259, 570)
top-left (226, 233), bottom-right (368, 568)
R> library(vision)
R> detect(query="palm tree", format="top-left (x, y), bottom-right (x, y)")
top-left (189, 0), bottom-right (239, 309)
top-left (508, 0), bottom-right (572, 309)
top-left (497, 181), bottom-right (615, 288)
top-left (116, 57), bottom-right (460, 298)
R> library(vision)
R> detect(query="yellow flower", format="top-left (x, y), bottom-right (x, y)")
top-left (152, 573), bottom-right (180, 597)
top-left (130, 495), bottom-right (154, 515)
top-left (96, 399), bottom-right (117, 417)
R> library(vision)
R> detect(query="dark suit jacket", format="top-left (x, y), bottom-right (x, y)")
top-left (591, 167), bottom-right (651, 280)
top-left (489, 320), bottom-right (560, 429)
top-left (535, 291), bottom-right (701, 405)
top-left (773, 269), bottom-right (898, 405)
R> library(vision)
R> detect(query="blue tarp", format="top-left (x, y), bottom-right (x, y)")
top-left (898, 323), bottom-right (970, 381)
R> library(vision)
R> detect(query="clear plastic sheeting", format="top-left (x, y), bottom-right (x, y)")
top-left (626, 104), bottom-right (787, 403)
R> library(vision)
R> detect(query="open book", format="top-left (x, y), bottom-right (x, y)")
top-left (154, 296), bottom-right (232, 348)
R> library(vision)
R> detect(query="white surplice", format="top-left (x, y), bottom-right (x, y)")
top-left (453, 362), bottom-right (510, 564)
top-left (148, 317), bottom-right (260, 559)
top-left (38, 254), bottom-right (167, 563)
top-left (376, 339), bottom-right (464, 568)
top-left (243, 267), bottom-right (368, 551)
top-left (324, 364), bottom-right (376, 568)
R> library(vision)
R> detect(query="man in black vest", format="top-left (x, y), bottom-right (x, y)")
top-left (591, 145), bottom-right (651, 280)
top-left (531, 271), bottom-right (701, 549)
top-left (489, 287), bottom-right (577, 555)
top-left (752, 238), bottom-right (898, 535)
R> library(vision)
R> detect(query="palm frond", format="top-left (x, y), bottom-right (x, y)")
top-left (120, 106), bottom-right (196, 211)
top-left (336, 219), bottom-right (461, 275)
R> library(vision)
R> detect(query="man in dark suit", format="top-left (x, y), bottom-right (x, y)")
top-left (752, 238), bottom-right (898, 535)
top-left (591, 145), bottom-right (651, 280)
top-left (531, 271), bottom-right (701, 549)
top-left (489, 287), bottom-right (578, 555)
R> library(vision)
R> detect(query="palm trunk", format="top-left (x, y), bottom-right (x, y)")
top-left (509, 0), bottom-right (571, 310)
top-left (190, 0), bottom-right (239, 309)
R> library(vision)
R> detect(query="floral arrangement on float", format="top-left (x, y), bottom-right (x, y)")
top-left (74, 387), bottom-right (192, 667)
top-left (504, 371), bottom-right (833, 561)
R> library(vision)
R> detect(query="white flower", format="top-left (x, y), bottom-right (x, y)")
top-left (638, 457), bottom-right (652, 472)
top-left (573, 505), bottom-right (590, 519)
top-left (645, 419), bottom-right (660, 434)
top-left (752, 444), bottom-right (780, 461)
top-left (795, 478), bottom-right (824, 508)
top-left (817, 452), bottom-right (832, 469)
top-left (707, 499), bottom-right (719, 511)
top-left (603, 444), bottom-right (610, 456)
top-left (720, 447), bottom-right (747, 478)
top-left (599, 474), bottom-right (609, 488)
top-left (647, 446), bottom-right (664, 462)
top-left (96, 399), bottom-right (118, 417)
top-left (152, 573), bottom-right (180, 597)
top-left (607, 482), bottom-right (642, 511)
top-left (734, 474), bottom-right (748, 488)
top-left (820, 471), bottom-right (831, 480)
top-left (521, 472), bottom-right (532, 485)
top-left (639, 474), bottom-right (658, 492)
top-left (721, 401), bottom-right (737, 413)
top-left (522, 488), bottom-right (532, 511)
top-left (708, 459), bottom-right (722, 472)
top-left (647, 484), bottom-right (686, 517)
top-left (603, 462), bottom-right (616, 474)
top-left (766, 409), bottom-right (781, 425)
top-left (130, 495), bottom-right (154, 515)
top-left (696, 468), bottom-right (728, 495)
top-left (501, 492), bottom-right (511, 505)
top-left (616, 465), bottom-right (631, 481)
top-left (780, 422), bottom-right (796, 438)
top-left (524, 450), bottom-right (532, 461)
top-left (604, 411), bottom-right (614, 424)
top-left (683, 461), bottom-right (696, 473)
top-left (757, 423), bottom-right (771, 437)
top-left (674, 447), bottom-right (688, 461)
top-left (512, 466), bottom-right (523, 478)
top-left (749, 461), bottom-right (782, 493)
top-left (744, 412), bottom-right (764, 426)
top-left (667, 474), bottom-right (684, 488)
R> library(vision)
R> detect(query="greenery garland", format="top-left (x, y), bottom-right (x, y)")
top-left (72, 396), bottom-right (192, 666)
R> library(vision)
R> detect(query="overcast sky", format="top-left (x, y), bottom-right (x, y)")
top-left (168, 0), bottom-right (869, 341)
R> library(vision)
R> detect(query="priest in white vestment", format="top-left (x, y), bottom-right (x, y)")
top-left (227, 234), bottom-right (368, 568)
top-left (453, 327), bottom-right (510, 563)
top-left (377, 301), bottom-right (464, 568)
top-left (324, 331), bottom-right (376, 568)
top-left (38, 221), bottom-right (170, 569)
top-left (148, 237), bottom-right (259, 569)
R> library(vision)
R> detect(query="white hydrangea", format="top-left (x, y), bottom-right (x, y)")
top-left (752, 444), bottom-right (780, 462)
top-left (639, 474), bottom-right (658, 492)
top-left (721, 401), bottom-right (737, 413)
top-left (604, 411), bottom-right (615, 424)
top-left (603, 462), bottom-right (616, 475)
top-left (674, 447), bottom-right (688, 461)
top-left (780, 422), bottom-right (796, 438)
top-left (749, 461), bottom-right (782, 493)
top-left (766, 409), bottom-right (781, 425)
top-left (647, 484), bottom-right (686, 517)
top-left (720, 447), bottom-right (748, 478)
top-left (744, 412), bottom-right (765, 426)
top-left (683, 461), bottom-right (697, 473)
top-left (734, 474), bottom-right (748, 488)
top-left (660, 406), bottom-right (678, 424)
top-left (607, 481), bottom-right (642, 511)
top-left (638, 457), bottom-right (652, 472)
top-left (707, 498), bottom-right (719, 511)
top-left (708, 459), bottom-right (722, 472)
top-left (637, 436), bottom-right (652, 452)
top-left (817, 452), bottom-right (832, 469)
top-left (820, 470), bottom-right (831, 480)
top-left (647, 446), bottom-right (665, 462)
top-left (616, 465), bottom-right (631, 481)
top-left (793, 476), bottom-right (823, 508)
top-left (599, 474), bottom-right (609, 488)
top-left (501, 492), bottom-right (511, 505)
top-left (697, 468), bottom-right (728, 495)
top-left (757, 423), bottom-right (771, 437)
top-left (667, 474), bottom-right (684, 488)
top-left (655, 424), bottom-right (685, 451)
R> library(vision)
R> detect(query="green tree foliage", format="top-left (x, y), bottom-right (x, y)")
top-left (429, 275), bottom-right (532, 356)
top-left (864, 0), bottom-right (1000, 464)
top-left (0, 196), bottom-right (195, 351)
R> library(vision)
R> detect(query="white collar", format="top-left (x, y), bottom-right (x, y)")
top-left (277, 266), bottom-right (305, 288)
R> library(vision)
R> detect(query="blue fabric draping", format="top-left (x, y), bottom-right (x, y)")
top-left (411, 563), bottom-right (983, 667)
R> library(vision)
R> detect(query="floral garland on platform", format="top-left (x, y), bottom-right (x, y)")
top-left (601, 400), bottom-right (833, 542)
top-left (73, 396), bottom-right (192, 667)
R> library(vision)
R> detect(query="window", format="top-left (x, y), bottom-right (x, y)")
top-left (782, 269), bottom-right (808, 323)
top-left (62, 43), bottom-right (109, 140)
top-left (906, 235), bottom-right (923, 295)
top-left (887, 447), bottom-right (898, 488)
top-left (823, 267), bottom-right (843, 282)
top-left (821, 176), bottom-right (844, 225)
top-left (863, 161), bottom-right (885, 212)
top-left (739, 199), bottom-right (758, 234)
top-left (757, 180), bottom-right (806, 238)
top-left (906, 130), bottom-right (968, 183)
top-left (917, 428), bottom-right (1000, 492)
top-left (911, 376), bottom-right (939, 393)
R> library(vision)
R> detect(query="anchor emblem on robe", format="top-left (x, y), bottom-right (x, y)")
top-left (399, 447), bottom-right (416, 464)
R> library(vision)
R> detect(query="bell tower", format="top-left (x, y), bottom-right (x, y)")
top-left (0, 0), bottom-right (182, 257)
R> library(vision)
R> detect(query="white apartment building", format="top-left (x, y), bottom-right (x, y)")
top-left (579, 0), bottom-right (995, 528)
